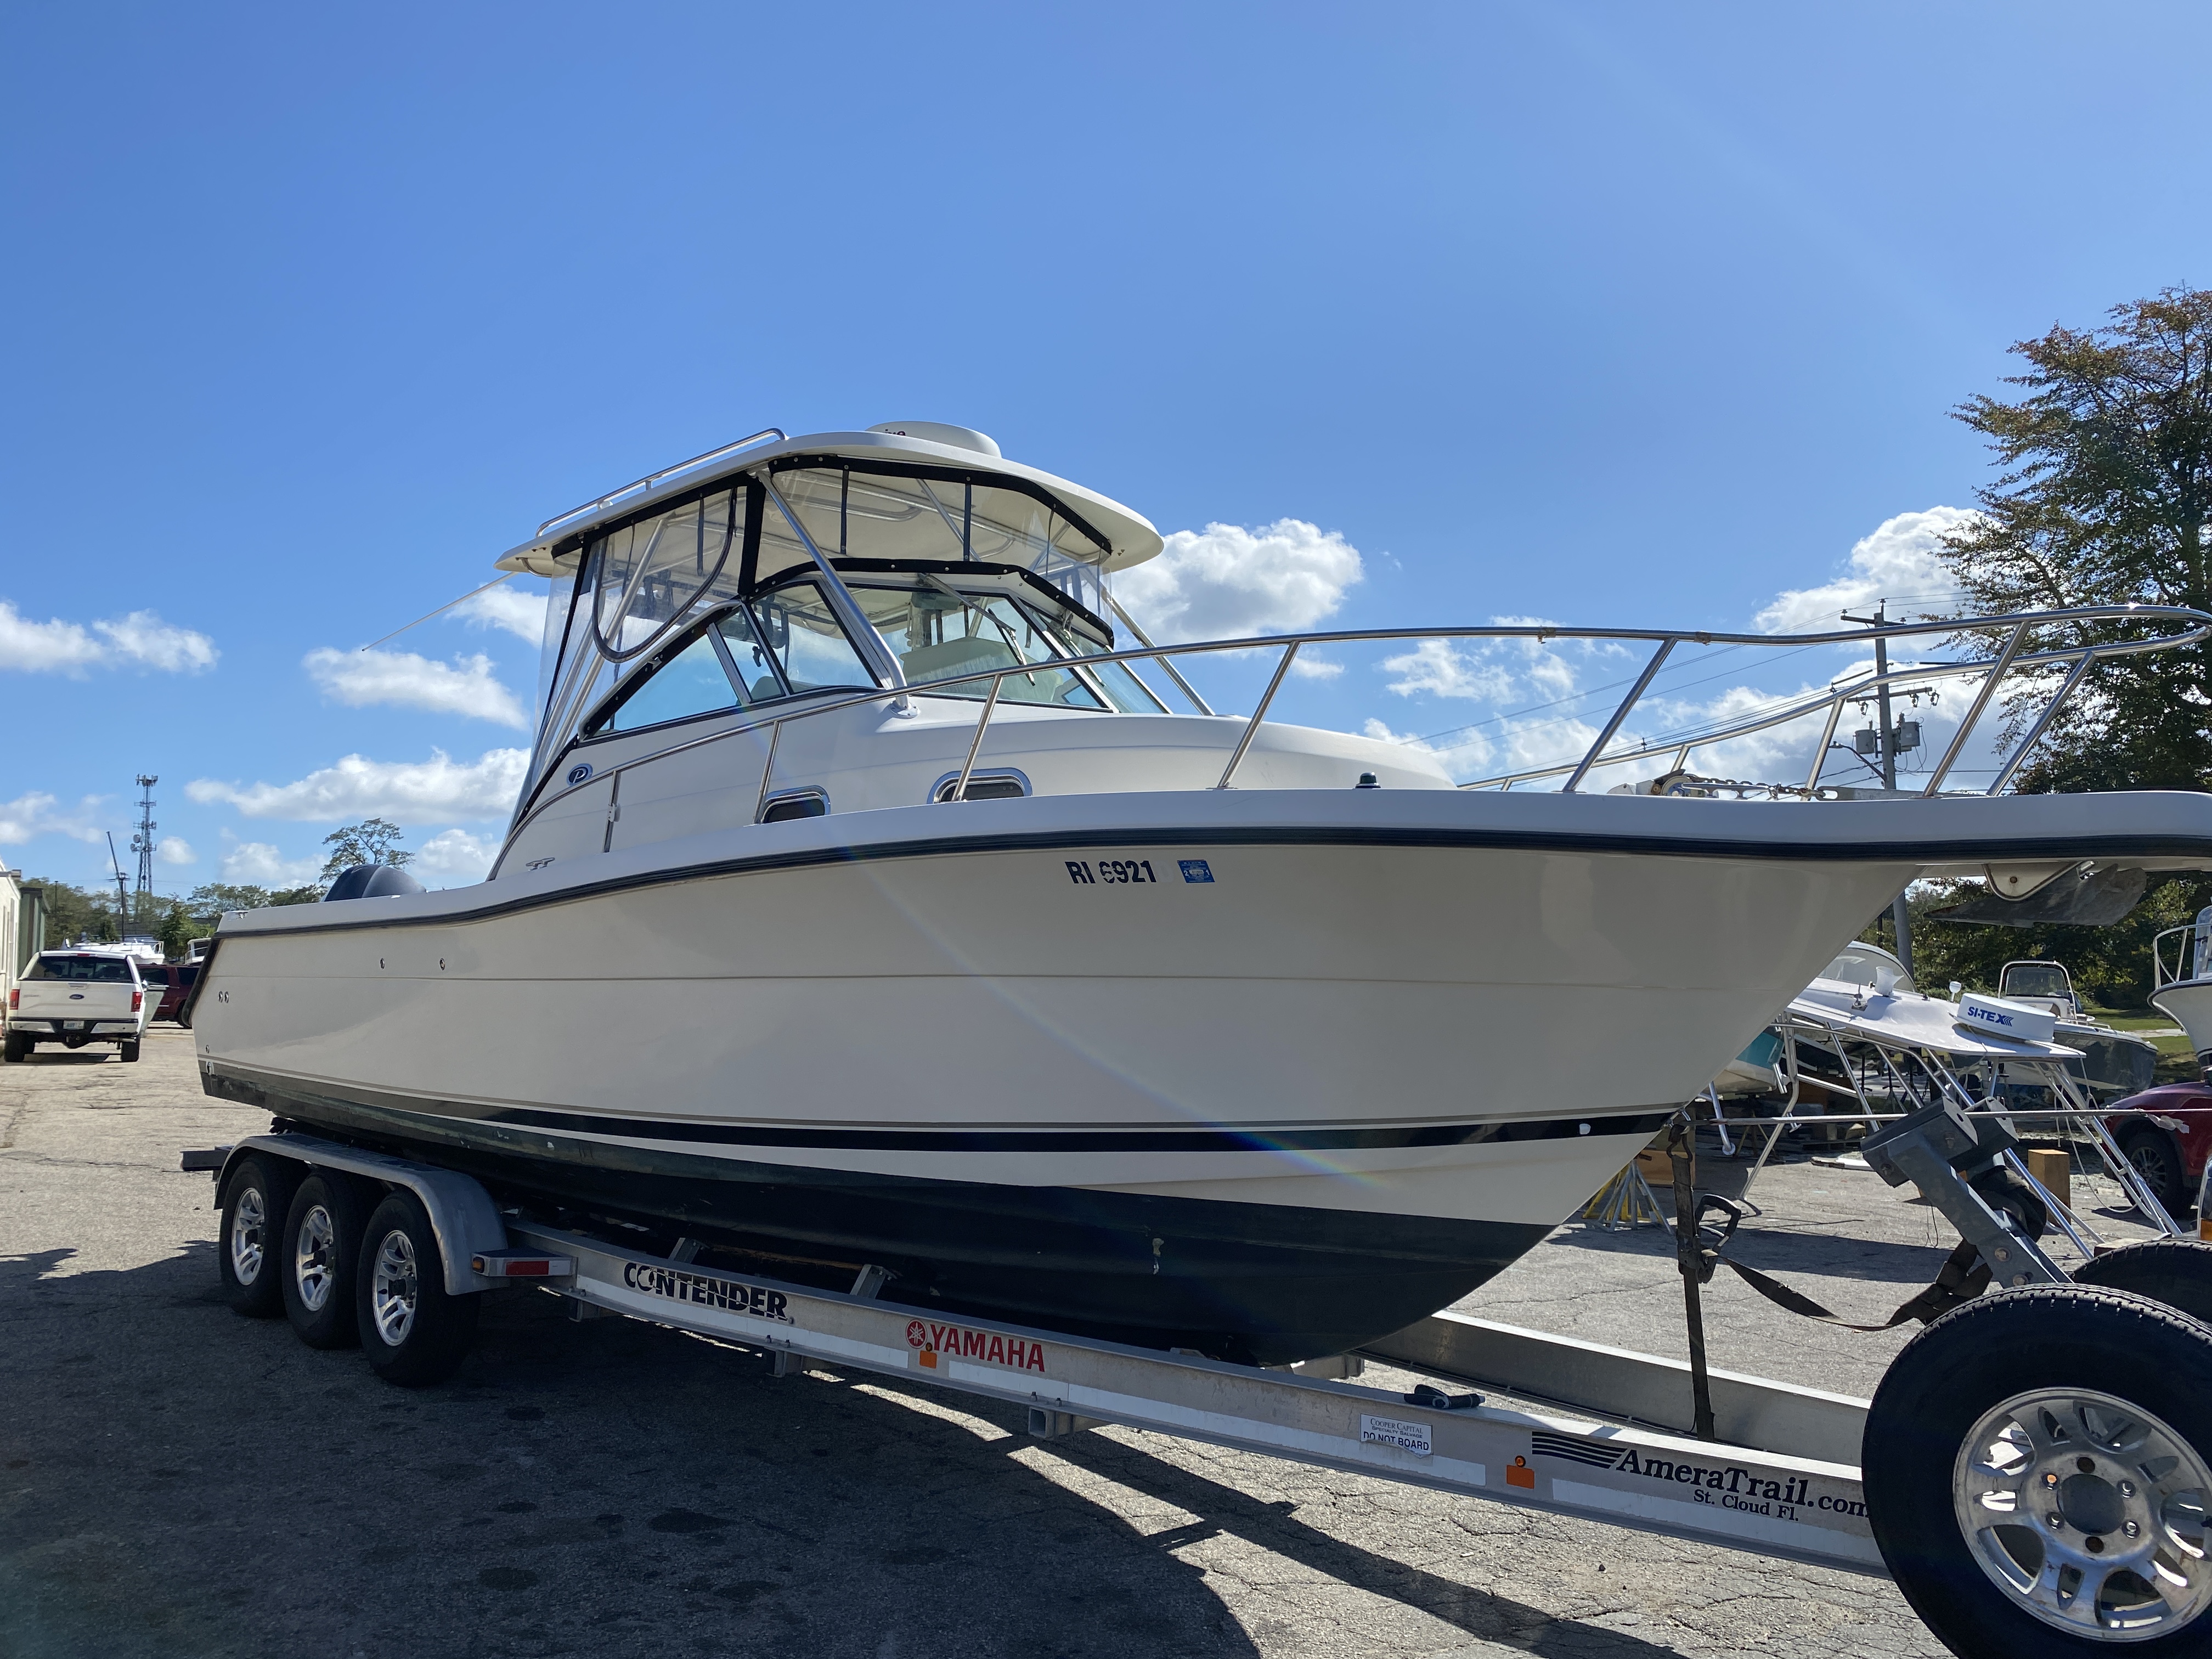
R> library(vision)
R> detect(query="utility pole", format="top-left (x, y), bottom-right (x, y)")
top-left (129, 775), bottom-right (157, 935)
top-left (105, 832), bottom-right (129, 941)
top-left (1841, 602), bottom-right (1914, 978)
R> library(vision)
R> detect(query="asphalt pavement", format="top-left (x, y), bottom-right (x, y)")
top-left (0, 1026), bottom-right (2165, 1658)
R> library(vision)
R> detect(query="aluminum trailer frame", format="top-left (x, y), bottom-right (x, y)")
top-left (208, 1130), bottom-right (1883, 1577)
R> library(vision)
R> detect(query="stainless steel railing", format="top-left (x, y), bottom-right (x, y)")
top-left (535, 428), bottom-right (788, 539)
top-left (489, 602), bottom-right (2212, 878)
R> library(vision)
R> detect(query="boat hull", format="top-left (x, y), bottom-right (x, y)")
top-left (203, 1062), bottom-right (1610, 1362)
top-left (198, 786), bottom-right (2204, 1359)
top-left (2154, 980), bottom-right (2212, 1073)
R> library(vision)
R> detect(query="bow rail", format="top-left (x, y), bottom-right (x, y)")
top-left (492, 603), bottom-right (2211, 879)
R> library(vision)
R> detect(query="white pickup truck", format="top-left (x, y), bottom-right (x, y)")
top-left (4, 949), bottom-right (156, 1062)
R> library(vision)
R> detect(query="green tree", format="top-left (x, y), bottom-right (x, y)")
top-left (319, 817), bottom-right (411, 882)
top-left (157, 904), bottom-right (196, 961)
top-left (24, 878), bottom-right (119, 946)
top-left (1941, 287), bottom-right (2212, 792)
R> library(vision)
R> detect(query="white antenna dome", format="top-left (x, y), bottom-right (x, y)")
top-left (866, 421), bottom-right (1001, 458)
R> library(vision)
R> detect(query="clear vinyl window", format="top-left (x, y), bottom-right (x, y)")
top-left (598, 632), bottom-right (740, 734)
top-left (749, 582), bottom-right (878, 693)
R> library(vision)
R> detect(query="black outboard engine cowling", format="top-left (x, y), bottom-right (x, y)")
top-left (323, 864), bottom-right (426, 902)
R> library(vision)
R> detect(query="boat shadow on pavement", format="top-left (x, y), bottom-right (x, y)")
top-left (0, 1243), bottom-right (1695, 1659)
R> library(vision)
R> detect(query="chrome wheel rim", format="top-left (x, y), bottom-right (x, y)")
top-left (371, 1229), bottom-right (418, 1348)
top-left (294, 1204), bottom-right (337, 1312)
top-left (230, 1187), bottom-right (266, 1285)
top-left (1954, 1386), bottom-right (2212, 1640)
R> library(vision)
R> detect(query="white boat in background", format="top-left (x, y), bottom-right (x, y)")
top-left (1987, 958), bottom-right (2161, 1102)
top-left (188, 422), bottom-right (2212, 1363)
top-left (2153, 910), bottom-right (2212, 1077)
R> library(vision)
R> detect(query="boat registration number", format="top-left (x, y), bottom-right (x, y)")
top-left (1065, 859), bottom-right (1159, 885)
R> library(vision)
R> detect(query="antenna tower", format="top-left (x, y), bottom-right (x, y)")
top-left (129, 775), bottom-right (158, 933)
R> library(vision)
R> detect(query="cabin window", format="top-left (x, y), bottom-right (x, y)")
top-left (600, 633), bottom-right (740, 734)
top-left (764, 465), bottom-right (1108, 618)
top-left (850, 584), bottom-right (1105, 708)
top-left (587, 486), bottom-right (747, 664)
top-left (751, 582), bottom-right (878, 693)
top-left (714, 605), bottom-right (787, 703)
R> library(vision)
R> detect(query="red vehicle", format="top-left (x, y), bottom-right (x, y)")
top-left (139, 961), bottom-right (199, 1024)
top-left (2102, 1082), bottom-right (2212, 1216)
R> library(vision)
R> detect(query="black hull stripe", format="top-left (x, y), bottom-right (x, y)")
top-left (474, 1104), bottom-right (1673, 1153)
top-left (202, 1064), bottom-right (1668, 1153)
top-left (207, 819), bottom-right (2212, 941)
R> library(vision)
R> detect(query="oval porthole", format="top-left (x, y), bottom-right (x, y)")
top-left (566, 762), bottom-right (594, 786)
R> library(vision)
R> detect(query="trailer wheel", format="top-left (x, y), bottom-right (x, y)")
top-left (281, 1174), bottom-right (365, 1348)
top-left (2075, 1239), bottom-right (2212, 1328)
top-left (357, 1191), bottom-right (479, 1387)
top-left (218, 1154), bottom-right (301, 1318)
top-left (1865, 1285), bottom-right (2212, 1656)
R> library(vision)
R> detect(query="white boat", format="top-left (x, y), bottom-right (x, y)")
top-left (2153, 910), bottom-right (2212, 1076)
top-left (188, 423), bottom-right (2212, 1362)
top-left (1985, 958), bottom-right (2160, 1102)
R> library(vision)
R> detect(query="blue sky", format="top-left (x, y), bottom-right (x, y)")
top-left (5, 3), bottom-right (2210, 892)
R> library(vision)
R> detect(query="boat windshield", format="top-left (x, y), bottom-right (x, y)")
top-left (765, 464), bottom-right (1111, 619)
top-left (2001, 962), bottom-right (2074, 1000)
top-left (524, 462), bottom-right (1141, 800)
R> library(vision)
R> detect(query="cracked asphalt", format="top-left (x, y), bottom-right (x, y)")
top-left (0, 1028), bottom-right (2165, 1657)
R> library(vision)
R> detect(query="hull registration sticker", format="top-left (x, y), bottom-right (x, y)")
top-left (906, 1318), bottom-right (1047, 1374)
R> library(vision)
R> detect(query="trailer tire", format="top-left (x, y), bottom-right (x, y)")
top-left (281, 1174), bottom-right (365, 1348)
top-left (218, 1154), bottom-right (301, 1317)
top-left (1866, 1285), bottom-right (2212, 1656)
top-left (2074, 1239), bottom-right (2212, 1328)
top-left (357, 1190), bottom-right (479, 1387)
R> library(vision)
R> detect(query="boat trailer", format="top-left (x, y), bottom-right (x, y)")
top-left (184, 1104), bottom-right (2212, 1657)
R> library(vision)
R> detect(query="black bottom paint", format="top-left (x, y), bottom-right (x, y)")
top-left (204, 1066), bottom-right (1605, 1365)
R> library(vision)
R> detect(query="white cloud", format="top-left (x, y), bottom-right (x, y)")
top-left (412, 827), bottom-right (496, 884)
top-left (0, 602), bottom-right (217, 675)
top-left (1756, 507), bottom-right (1976, 634)
top-left (0, 791), bottom-right (109, 847)
top-left (1289, 654), bottom-right (1343, 680)
top-left (188, 747), bottom-right (530, 823)
top-left (155, 837), bottom-right (196, 866)
top-left (304, 647), bottom-right (529, 729)
top-left (96, 610), bottom-right (219, 672)
top-left (221, 840), bottom-right (324, 887)
top-left (1380, 639), bottom-right (1514, 701)
top-left (456, 582), bottom-right (550, 644)
top-left (1115, 519), bottom-right (1363, 644)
